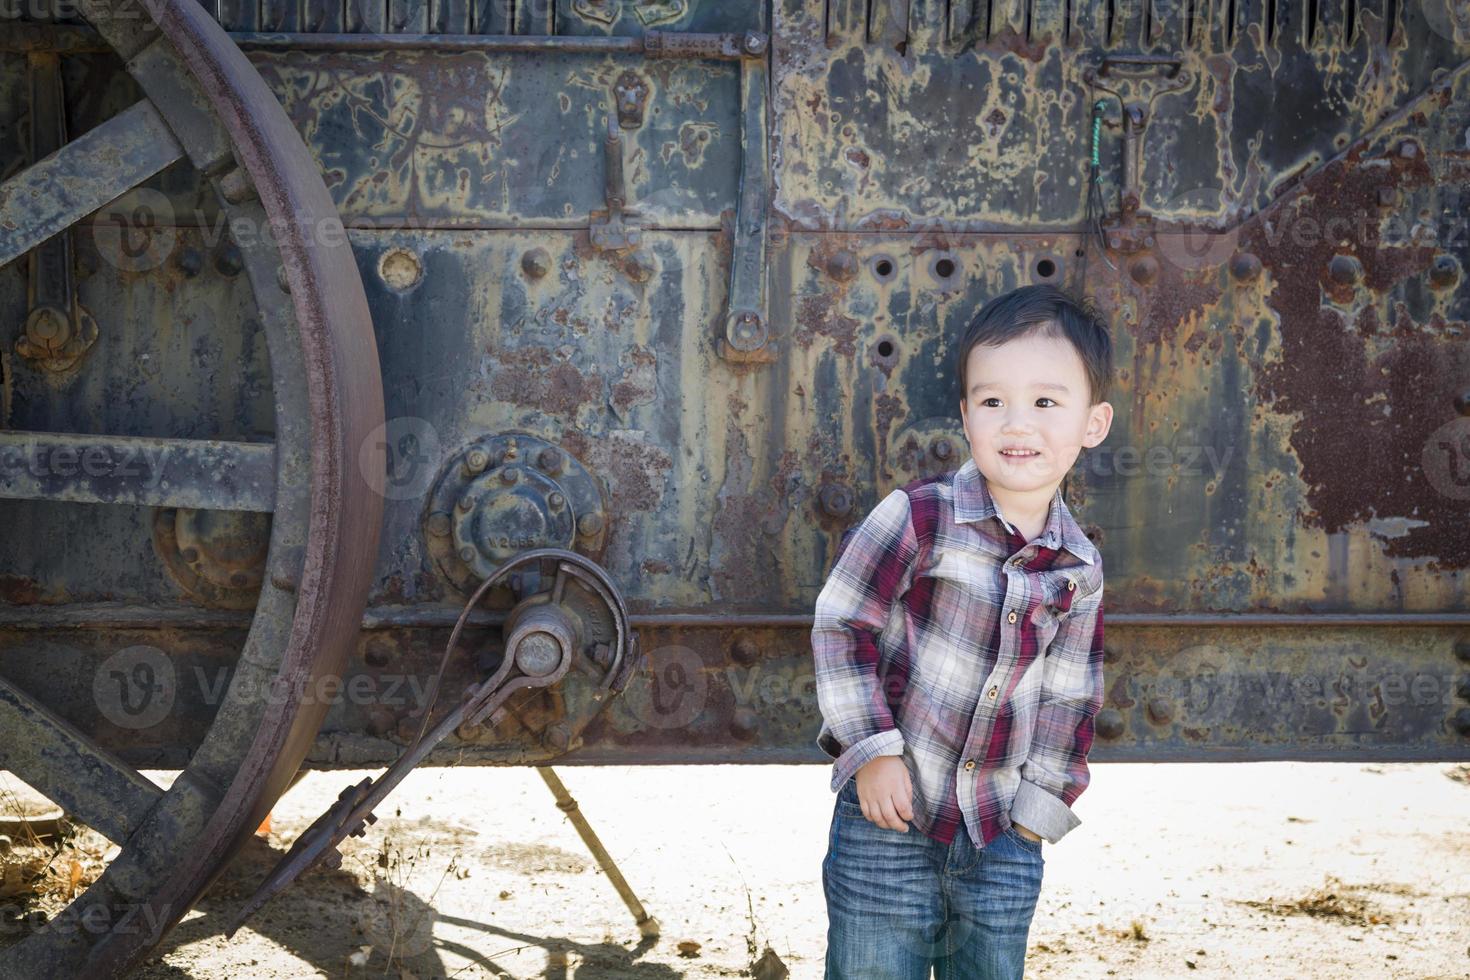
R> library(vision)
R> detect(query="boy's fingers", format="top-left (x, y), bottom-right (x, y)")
top-left (879, 795), bottom-right (906, 832)
top-left (897, 792), bottom-right (914, 822)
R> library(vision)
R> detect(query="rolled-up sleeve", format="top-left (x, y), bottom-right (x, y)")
top-left (1010, 571), bottom-right (1105, 844)
top-left (811, 488), bottom-right (919, 793)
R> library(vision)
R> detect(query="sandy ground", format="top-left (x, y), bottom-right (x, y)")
top-left (7, 761), bottom-right (1470, 978)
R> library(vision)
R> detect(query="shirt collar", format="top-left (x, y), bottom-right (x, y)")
top-left (951, 457), bottom-right (1097, 565)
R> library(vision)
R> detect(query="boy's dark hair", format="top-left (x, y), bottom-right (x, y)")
top-left (955, 284), bottom-right (1113, 405)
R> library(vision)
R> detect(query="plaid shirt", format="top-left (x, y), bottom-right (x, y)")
top-left (811, 457), bottom-right (1104, 848)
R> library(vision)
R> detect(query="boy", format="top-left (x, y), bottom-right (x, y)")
top-left (812, 284), bottom-right (1114, 979)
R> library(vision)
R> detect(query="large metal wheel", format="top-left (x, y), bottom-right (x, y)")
top-left (0, 0), bottom-right (384, 974)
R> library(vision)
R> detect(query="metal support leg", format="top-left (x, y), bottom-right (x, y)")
top-left (537, 766), bottom-right (660, 938)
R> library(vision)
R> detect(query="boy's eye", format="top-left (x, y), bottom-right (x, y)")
top-left (1036, 397), bottom-right (1057, 407)
top-left (979, 397), bottom-right (1057, 408)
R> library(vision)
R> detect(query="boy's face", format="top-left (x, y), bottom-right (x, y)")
top-left (959, 328), bottom-right (1113, 497)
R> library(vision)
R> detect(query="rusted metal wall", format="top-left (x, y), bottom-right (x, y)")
top-left (2, 0), bottom-right (1468, 767)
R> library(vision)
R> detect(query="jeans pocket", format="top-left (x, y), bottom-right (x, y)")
top-left (1005, 824), bottom-right (1044, 855)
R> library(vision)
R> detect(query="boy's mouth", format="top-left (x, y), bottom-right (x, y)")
top-left (999, 448), bottom-right (1040, 458)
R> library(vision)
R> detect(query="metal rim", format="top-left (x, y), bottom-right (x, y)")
top-left (0, 0), bottom-right (384, 973)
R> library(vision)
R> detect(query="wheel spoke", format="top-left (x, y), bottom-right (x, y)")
top-left (0, 99), bottom-right (185, 269)
top-left (0, 431), bottom-right (276, 511)
top-left (0, 677), bottom-right (163, 845)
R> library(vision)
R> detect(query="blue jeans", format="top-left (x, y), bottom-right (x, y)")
top-left (822, 777), bottom-right (1044, 979)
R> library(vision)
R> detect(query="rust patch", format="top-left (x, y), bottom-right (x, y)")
top-left (1241, 144), bottom-right (1468, 567)
top-left (560, 429), bottom-right (672, 513)
top-left (794, 294), bottom-right (859, 356)
top-left (489, 346), bottom-right (602, 418)
top-left (0, 575), bottom-right (43, 604)
top-left (609, 345), bottom-right (658, 419)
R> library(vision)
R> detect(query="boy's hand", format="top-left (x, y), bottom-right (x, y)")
top-left (854, 756), bottom-right (914, 832)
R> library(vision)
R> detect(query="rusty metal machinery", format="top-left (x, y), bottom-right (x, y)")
top-left (2, 0), bottom-right (1469, 972)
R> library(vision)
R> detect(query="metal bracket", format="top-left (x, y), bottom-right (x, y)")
top-left (16, 52), bottom-right (98, 373)
top-left (1082, 54), bottom-right (1194, 255)
top-left (717, 41), bottom-right (774, 363)
top-left (589, 114), bottom-right (643, 251)
top-left (571, 0), bottom-right (689, 28)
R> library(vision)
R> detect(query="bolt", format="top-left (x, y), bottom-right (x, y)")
top-left (731, 637), bottom-right (759, 666)
top-left (457, 496), bottom-right (473, 513)
top-left (931, 438), bottom-right (954, 462)
top-left (826, 249), bottom-right (859, 282)
top-left (215, 243), bottom-right (243, 277)
top-left (1398, 140), bottom-right (1418, 159)
top-left (1146, 697), bottom-right (1173, 724)
top-left (501, 467), bottom-right (520, 485)
top-left (177, 247), bottom-right (203, 278)
top-left (1129, 256), bottom-right (1159, 285)
top-left (590, 642), bottom-right (613, 668)
top-left (819, 483), bottom-right (854, 518)
top-left (1107, 233), bottom-right (1121, 250)
top-left (1429, 254), bottom-right (1460, 290)
top-left (1328, 254), bottom-right (1361, 285)
top-left (742, 30), bottom-right (768, 55)
top-left (427, 512), bottom-right (452, 537)
top-left (1094, 708), bottom-right (1125, 739)
top-left (546, 491), bottom-right (565, 510)
top-left (578, 512), bottom-right (604, 536)
top-left (521, 247), bottom-right (552, 279)
top-left (465, 449), bottom-right (490, 475)
top-left (459, 546), bottom-right (477, 563)
top-left (1454, 707), bottom-right (1470, 736)
top-left (1229, 252), bottom-right (1262, 282)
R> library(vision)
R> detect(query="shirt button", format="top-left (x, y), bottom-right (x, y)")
top-left (1007, 610), bottom-right (1018, 624)
top-left (987, 686), bottom-right (998, 699)
top-left (963, 759), bottom-right (976, 772)
top-left (1067, 578), bottom-right (1076, 591)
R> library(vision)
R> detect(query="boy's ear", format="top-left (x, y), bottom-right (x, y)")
top-left (1082, 401), bottom-right (1114, 449)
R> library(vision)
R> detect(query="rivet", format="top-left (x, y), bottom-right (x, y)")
top-left (465, 449), bottom-right (490, 475)
top-left (1129, 256), bottom-right (1159, 285)
top-left (427, 512), bottom-right (452, 537)
top-left (578, 512), bottom-right (604, 536)
top-left (826, 249), bottom-right (859, 282)
top-left (215, 243), bottom-right (243, 277)
top-left (931, 438), bottom-right (954, 462)
top-left (731, 637), bottom-right (759, 666)
top-left (176, 248), bottom-right (203, 278)
top-left (537, 447), bottom-right (564, 474)
top-left (457, 497), bottom-right (473, 513)
top-left (501, 467), bottom-right (520, 485)
top-left (819, 483), bottom-right (854, 518)
top-left (1229, 252), bottom-right (1261, 282)
top-left (1095, 708), bottom-right (1126, 739)
top-left (1398, 140), bottom-right (1418, 159)
top-left (1146, 697), bottom-right (1173, 724)
top-left (458, 546), bottom-right (477, 563)
top-left (364, 638), bottom-right (394, 667)
top-left (548, 491), bottom-right (565, 509)
top-left (521, 247), bottom-right (552, 279)
top-left (730, 707), bottom-right (760, 742)
top-left (1328, 254), bottom-right (1361, 284)
top-left (1429, 254), bottom-right (1460, 290)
